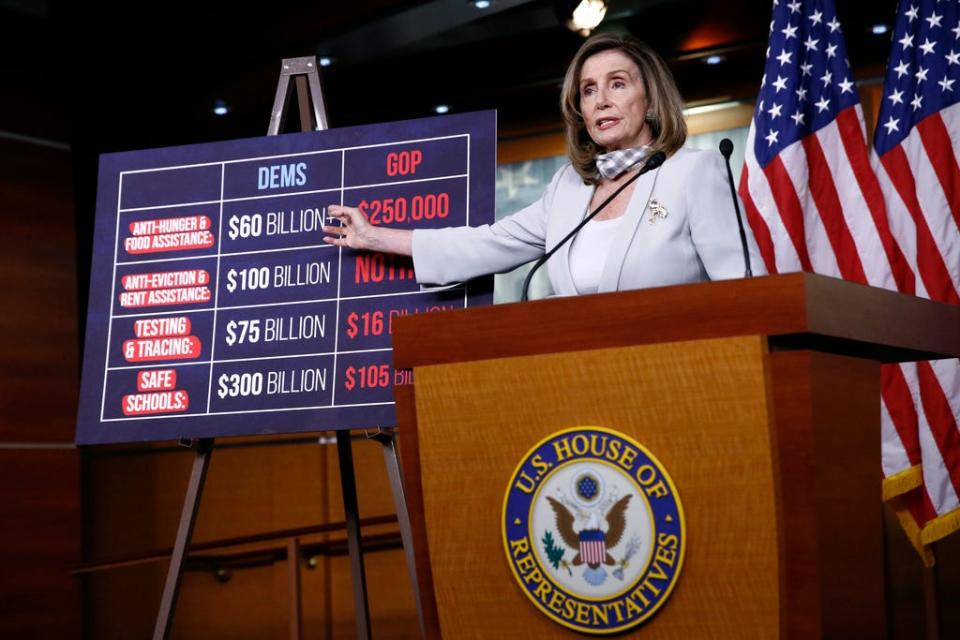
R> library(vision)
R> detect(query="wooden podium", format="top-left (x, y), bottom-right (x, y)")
top-left (391, 273), bottom-right (960, 639)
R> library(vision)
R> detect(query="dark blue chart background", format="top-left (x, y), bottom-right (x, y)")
top-left (77, 111), bottom-right (495, 444)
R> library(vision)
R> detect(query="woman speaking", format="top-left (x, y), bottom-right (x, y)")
top-left (324, 33), bottom-right (765, 295)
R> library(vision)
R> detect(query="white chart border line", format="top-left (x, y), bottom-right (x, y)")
top-left (99, 173), bottom-right (125, 421)
top-left (117, 133), bottom-right (470, 176)
top-left (116, 172), bottom-right (470, 213)
top-left (99, 400), bottom-right (397, 423)
top-left (109, 278), bottom-right (466, 319)
top-left (205, 164), bottom-right (227, 412)
top-left (331, 150), bottom-right (345, 406)
top-left (106, 346), bottom-right (393, 371)
top-left (114, 243), bottom-right (338, 267)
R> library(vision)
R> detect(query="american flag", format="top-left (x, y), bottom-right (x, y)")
top-left (738, 0), bottom-right (960, 563)
top-left (739, 0), bottom-right (879, 278)
top-left (871, 0), bottom-right (960, 558)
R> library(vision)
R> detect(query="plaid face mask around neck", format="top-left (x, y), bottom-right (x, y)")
top-left (595, 146), bottom-right (652, 180)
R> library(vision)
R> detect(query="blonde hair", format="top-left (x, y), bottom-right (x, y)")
top-left (561, 34), bottom-right (687, 183)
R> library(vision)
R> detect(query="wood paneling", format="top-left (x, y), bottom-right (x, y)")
top-left (0, 139), bottom-right (78, 443)
top-left (413, 337), bottom-right (780, 638)
top-left (83, 439), bottom-right (332, 559)
top-left (395, 274), bottom-right (936, 638)
top-left (0, 449), bottom-right (82, 638)
top-left (497, 130), bottom-right (566, 165)
top-left (0, 137), bottom-right (82, 638)
top-left (395, 383), bottom-right (443, 639)
top-left (82, 435), bottom-right (418, 638)
top-left (393, 274), bottom-right (960, 369)
top-left (767, 351), bottom-right (884, 638)
top-left (325, 435), bottom-right (419, 639)
top-left (685, 103), bottom-right (754, 135)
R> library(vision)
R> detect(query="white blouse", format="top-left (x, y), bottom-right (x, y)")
top-left (568, 217), bottom-right (623, 295)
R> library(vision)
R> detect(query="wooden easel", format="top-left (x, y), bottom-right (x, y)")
top-left (153, 56), bottom-right (423, 640)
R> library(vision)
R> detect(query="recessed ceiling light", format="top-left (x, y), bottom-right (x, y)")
top-left (470, 0), bottom-right (492, 9)
top-left (434, 104), bottom-right (450, 114)
top-left (566, 0), bottom-right (607, 36)
top-left (319, 56), bottom-right (333, 67)
top-left (213, 100), bottom-right (229, 116)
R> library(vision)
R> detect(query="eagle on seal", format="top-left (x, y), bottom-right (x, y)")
top-left (547, 494), bottom-right (632, 569)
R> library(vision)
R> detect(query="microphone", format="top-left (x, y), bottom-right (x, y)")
top-left (718, 138), bottom-right (752, 278)
top-left (520, 151), bottom-right (667, 301)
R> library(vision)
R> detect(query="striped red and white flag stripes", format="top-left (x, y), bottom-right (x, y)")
top-left (867, 0), bottom-right (960, 554)
top-left (871, 103), bottom-right (960, 551)
top-left (740, 105), bottom-right (936, 555)
top-left (741, 106), bottom-right (908, 285)
top-left (740, 0), bottom-right (960, 561)
top-left (580, 538), bottom-right (606, 566)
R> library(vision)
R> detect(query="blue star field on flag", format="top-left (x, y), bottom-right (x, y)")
top-left (873, 0), bottom-right (960, 155)
top-left (751, 0), bottom-right (861, 167)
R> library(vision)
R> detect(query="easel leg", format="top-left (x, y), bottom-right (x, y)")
top-left (372, 430), bottom-right (425, 638)
top-left (153, 438), bottom-right (214, 640)
top-left (336, 430), bottom-right (372, 639)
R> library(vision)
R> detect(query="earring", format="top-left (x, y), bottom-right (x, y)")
top-left (645, 111), bottom-right (659, 135)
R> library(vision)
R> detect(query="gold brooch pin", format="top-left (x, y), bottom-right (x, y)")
top-left (648, 199), bottom-right (668, 224)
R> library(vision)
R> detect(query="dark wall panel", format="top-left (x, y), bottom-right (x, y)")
top-left (0, 138), bottom-right (82, 638)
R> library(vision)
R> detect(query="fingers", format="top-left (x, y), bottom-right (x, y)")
top-left (322, 225), bottom-right (349, 247)
top-left (324, 205), bottom-right (348, 234)
top-left (323, 201), bottom-right (347, 247)
top-left (325, 204), bottom-right (370, 250)
top-left (322, 223), bottom-right (346, 248)
top-left (326, 204), bottom-right (360, 221)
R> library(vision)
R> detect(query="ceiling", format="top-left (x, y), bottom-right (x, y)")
top-left (3, 0), bottom-right (898, 155)
top-left (0, 0), bottom-right (900, 327)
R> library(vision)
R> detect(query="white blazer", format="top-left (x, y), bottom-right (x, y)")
top-left (411, 147), bottom-right (766, 295)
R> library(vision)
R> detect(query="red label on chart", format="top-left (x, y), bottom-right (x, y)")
top-left (342, 363), bottom-right (392, 392)
top-left (357, 192), bottom-right (451, 226)
top-left (122, 269), bottom-right (210, 291)
top-left (122, 390), bottom-right (190, 416)
top-left (128, 215), bottom-right (212, 236)
top-left (136, 369), bottom-right (178, 392)
top-left (119, 286), bottom-right (212, 308)
top-left (385, 149), bottom-right (423, 176)
top-left (132, 316), bottom-right (192, 338)
top-left (353, 253), bottom-right (415, 285)
top-left (123, 230), bottom-right (215, 254)
top-left (123, 336), bottom-right (202, 362)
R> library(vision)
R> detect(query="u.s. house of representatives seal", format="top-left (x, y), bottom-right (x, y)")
top-left (502, 426), bottom-right (686, 634)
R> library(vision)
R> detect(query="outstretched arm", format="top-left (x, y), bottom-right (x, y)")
top-left (324, 164), bottom-right (568, 286)
top-left (322, 204), bottom-right (413, 256)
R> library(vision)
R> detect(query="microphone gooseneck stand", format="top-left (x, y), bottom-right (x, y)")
top-left (520, 151), bottom-right (667, 302)
top-left (718, 138), bottom-right (753, 278)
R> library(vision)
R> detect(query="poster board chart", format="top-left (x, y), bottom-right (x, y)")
top-left (75, 56), bottom-right (495, 639)
top-left (75, 109), bottom-right (494, 443)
